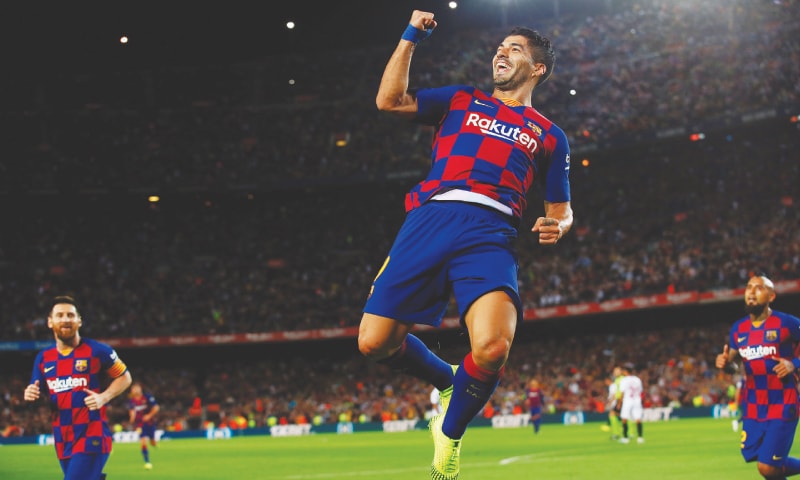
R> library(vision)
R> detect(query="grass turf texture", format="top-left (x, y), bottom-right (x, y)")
top-left (0, 418), bottom-right (784, 479)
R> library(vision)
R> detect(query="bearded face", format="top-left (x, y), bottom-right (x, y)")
top-left (743, 276), bottom-right (775, 318)
top-left (48, 303), bottom-right (82, 344)
top-left (493, 35), bottom-right (537, 93)
top-left (744, 302), bottom-right (768, 317)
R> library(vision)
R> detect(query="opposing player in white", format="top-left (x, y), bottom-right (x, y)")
top-left (618, 364), bottom-right (645, 444)
top-left (430, 387), bottom-right (442, 417)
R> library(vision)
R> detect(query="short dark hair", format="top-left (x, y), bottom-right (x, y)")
top-left (508, 26), bottom-right (556, 84)
top-left (623, 362), bottom-right (636, 372)
top-left (51, 295), bottom-right (79, 315)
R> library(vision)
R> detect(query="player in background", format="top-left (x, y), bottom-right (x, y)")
top-left (23, 295), bottom-right (132, 480)
top-left (358, 9), bottom-right (572, 480)
top-left (128, 382), bottom-right (160, 470)
top-left (730, 374), bottom-right (744, 433)
top-left (716, 275), bottom-right (800, 479)
top-left (429, 386), bottom-right (443, 418)
top-left (602, 365), bottom-right (624, 440)
top-left (525, 379), bottom-right (543, 434)
top-left (618, 363), bottom-right (644, 444)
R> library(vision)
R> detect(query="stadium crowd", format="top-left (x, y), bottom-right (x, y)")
top-left (1, 0), bottom-right (799, 435)
top-left (1, 0), bottom-right (798, 191)
top-left (1, 120), bottom-right (796, 341)
top-left (2, 319), bottom-right (735, 436)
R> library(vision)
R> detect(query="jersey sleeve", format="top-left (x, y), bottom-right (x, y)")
top-left (542, 125), bottom-right (571, 203)
top-left (30, 350), bottom-right (45, 386)
top-left (786, 313), bottom-right (800, 341)
top-left (728, 323), bottom-right (739, 350)
top-left (94, 341), bottom-right (128, 379)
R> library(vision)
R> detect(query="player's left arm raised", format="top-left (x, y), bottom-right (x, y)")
top-left (375, 10), bottom-right (437, 118)
top-left (532, 200), bottom-right (573, 245)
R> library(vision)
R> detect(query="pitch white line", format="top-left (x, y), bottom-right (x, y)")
top-left (283, 466), bottom-right (428, 479)
top-left (499, 454), bottom-right (532, 465)
top-left (499, 448), bottom-right (590, 466)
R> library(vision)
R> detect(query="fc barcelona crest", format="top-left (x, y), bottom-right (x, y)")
top-left (75, 359), bottom-right (88, 372)
top-left (766, 330), bottom-right (778, 342)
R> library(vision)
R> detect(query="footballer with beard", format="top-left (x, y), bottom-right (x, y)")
top-left (360, 9), bottom-right (572, 480)
top-left (23, 296), bottom-right (132, 480)
top-left (716, 276), bottom-right (800, 479)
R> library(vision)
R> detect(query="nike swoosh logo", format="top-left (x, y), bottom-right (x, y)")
top-left (773, 455), bottom-right (783, 461)
top-left (738, 337), bottom-right (746, 343)
top-left (473, 99), bottom-right (494, 108)
top-left (44, 366), bottom-right (55, 373)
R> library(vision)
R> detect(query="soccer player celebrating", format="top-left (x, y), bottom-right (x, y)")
top-left (23, 295), bottom-right (132, 480)
top-left (716, 275), bottom-right (800, 479)
top-left (358, 9), bottom-right (572, 480)
top-left (128, 382), bottom-right (160, 469)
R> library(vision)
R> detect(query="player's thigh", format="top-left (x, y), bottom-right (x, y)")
top-left (620, 403), bottom-right (633, 420)
top-left (358, 313), bottom-right (415, 356)
top-left (741, 419), bottom-right (768, 462)
top-left (64, 453), bottom-right (108, 480)
top-left (756, 419), bottom-right (798, 466)
top-left (464, 290), bottom-right (518, 353)
top-left (362, 205), bottom-right (454, 327)
top-left (142, 423), bottom-right (156, 439)
top-left (632, 404), bottom-right (644, 421)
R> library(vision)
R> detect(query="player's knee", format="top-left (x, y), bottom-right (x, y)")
top-left (357, 334), bottom-right (393, 361)
top-left (757, 462), bottom-right (783, 479)
top-left (357, 336), bottom-right (379, 359)
top-left (471, 337), bottom-right (511, 370)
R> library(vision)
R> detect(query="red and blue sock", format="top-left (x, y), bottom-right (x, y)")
top-left (442, 353), bottom-right (503, 439)
top-left (377, 334), bottom-right (455, 391)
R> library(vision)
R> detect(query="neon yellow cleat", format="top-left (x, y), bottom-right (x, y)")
top-left (429, 411), bottom-right (461, 480)
top-left (144, 462), bottom-right (153, 470)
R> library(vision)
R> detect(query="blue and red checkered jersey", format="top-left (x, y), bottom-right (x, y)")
top-left (30, 338), bottom-right (128, 459)
top-left (526, 387), bottom-right (543, 410)
top-left (128, 392), bottom-right (158, 428)
top-left (407, 85), bottom-right (571, 219)
top-left (729, 310), bottom-right (800, 421)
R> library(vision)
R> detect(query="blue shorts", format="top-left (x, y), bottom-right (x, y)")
top-left (741, 418), bottom-right (799, 466)
top-left (141, 422), bottom-right (156, 439)
top-left (60, 453), bottom-right (109, 480)
top-left (364, 201), bottom-right (522, 327)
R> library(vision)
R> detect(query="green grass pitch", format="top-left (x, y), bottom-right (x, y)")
top-left (0, 418), bottom-right (787, 479)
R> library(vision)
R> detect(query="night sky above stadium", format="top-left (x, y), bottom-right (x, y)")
top-left (4, 0), bottom-right (606, 72)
